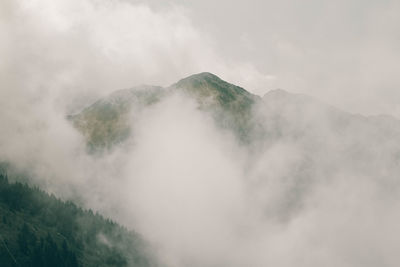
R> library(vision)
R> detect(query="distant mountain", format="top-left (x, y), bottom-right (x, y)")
top-left (69, 72), bottom-right (400, 158)
top-left (69, 72), bottom-right (400, 160)
top-left (69, 72), bottom-right (263, 151)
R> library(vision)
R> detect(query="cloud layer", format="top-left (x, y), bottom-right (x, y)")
top-left (1, 1), bottom-right (400, 267)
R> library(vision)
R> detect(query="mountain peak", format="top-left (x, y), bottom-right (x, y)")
top-left (172, 72), bottom-right (221, 87)
top-left (71, 72), bottom-right (260, 150)
top-left (183, 72), bottom-right (221, 80)
top-left (171, 72), bottom-right (256, 102)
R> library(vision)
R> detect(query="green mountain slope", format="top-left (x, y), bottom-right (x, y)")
top-left (69, 85), bottom-right (164, 152)
top-left (70, 73), bottom-right (261, 151)
top-left (170, 72), bottom-right (260, 142)
top-left (0, 172), bottom-right (156, 267)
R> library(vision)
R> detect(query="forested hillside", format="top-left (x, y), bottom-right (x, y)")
top-left (0, 172), bottom-right (155, 267)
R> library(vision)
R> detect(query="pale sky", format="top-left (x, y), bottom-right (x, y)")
top-left (132, 0), bottom-right (400, 117)
top-left (1, 0), bottom-right (399, 116)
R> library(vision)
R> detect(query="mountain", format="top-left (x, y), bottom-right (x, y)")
top-left (69, 72), bottom-right (400, 159)
top-left (69, 72), bottom-right (263, 151)
top-left (0, 170), bottom-right (157, 267)
top-left (69, 72), bottom-right (400, 169)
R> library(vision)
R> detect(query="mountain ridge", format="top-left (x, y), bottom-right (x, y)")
top-left (69, 72), bottom-right (400, 152)
top-left (70, 72), bottom-right (261, 150)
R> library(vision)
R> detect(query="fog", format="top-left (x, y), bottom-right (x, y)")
top-left (1, 0), bottom-right (400, 266)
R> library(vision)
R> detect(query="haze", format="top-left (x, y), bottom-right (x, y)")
top-left (1, 1), bottom-right (400, 267)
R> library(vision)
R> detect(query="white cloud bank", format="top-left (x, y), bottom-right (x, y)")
top-left (1, 1), bottom-right (400, 267)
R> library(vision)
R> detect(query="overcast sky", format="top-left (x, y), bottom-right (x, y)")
top-left (1, 0), bottom-right (399, 116)
top-left (131, 0), bottom-right (400, 117)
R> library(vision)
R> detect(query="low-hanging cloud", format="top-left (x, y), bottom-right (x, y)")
top-left (1, 1), bottom-right (400, 267)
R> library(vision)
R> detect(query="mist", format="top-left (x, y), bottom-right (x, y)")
top-left (1, 0), bottom-right (400, 266)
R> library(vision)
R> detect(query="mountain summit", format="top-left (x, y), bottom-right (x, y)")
top-left (171, 72), bottom-right (257, 106)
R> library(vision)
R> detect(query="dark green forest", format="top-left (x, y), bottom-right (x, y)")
top-left (0, 171), bottom-right (156, 267)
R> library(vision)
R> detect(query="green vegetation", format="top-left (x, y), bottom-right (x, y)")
top-left (70, 73), bottom-right (263, 151)
top-left (171, 72), bottom-right (261, 143)
top-left (69, 85), bottom-right (164, 152)
top-left (0, 172), bottom-right (155, 267)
